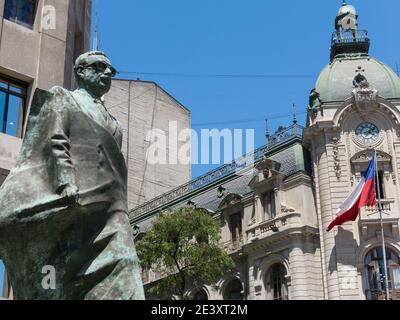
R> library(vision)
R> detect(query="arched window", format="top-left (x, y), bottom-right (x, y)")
top-left (192, 288), bottom-right (208, 300)
top-left (265, 264), bottom-right (288, 300)
top-left (365, 247), bottom-right (400, 300)
top-left (223, 279), bottom-right (244, 300)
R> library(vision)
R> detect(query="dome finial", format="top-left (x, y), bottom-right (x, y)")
top-left (336, 2), bottom-right (357, 28)
top-left (331, 1), bottom-right (369, 61)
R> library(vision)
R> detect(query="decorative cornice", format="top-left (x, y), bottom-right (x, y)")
top-left (218, 193), bottom-right (243, 210)
top-left (350, 149), bottom-right (392, 164)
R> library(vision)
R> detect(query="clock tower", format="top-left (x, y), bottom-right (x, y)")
top-left (303, 2), bottom-right (400, 300)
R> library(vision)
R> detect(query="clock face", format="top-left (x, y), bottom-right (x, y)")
top-left (355, 122), bottom-right (380, 145)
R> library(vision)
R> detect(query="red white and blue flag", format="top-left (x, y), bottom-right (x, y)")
top-left (327, 152), bottom-right (377, 232)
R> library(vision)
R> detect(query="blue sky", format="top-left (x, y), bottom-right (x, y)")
top-left (2, 0), bottom-right (400, 294)
top-left (92, 0), bottom-right (400, 178)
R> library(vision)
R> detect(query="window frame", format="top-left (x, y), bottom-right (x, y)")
top-left (365, 247), bottom-right (400, 299)
top-left (4, 0), bottom-right (38, 29)
top-left (270, 264), bottom-right (288, 300)
top-left (0, 75), bottom-right (28, 138)
top-left (222, 279), bottom-right (244, 300)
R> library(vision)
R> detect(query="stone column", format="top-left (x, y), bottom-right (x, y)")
top-left (289, 241), bottom-right (309, 300)
top-left (315, 145), bottom-right (341, 299)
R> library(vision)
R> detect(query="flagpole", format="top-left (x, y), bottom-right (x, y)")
top-left (374, 149), bottom-right (390, 300)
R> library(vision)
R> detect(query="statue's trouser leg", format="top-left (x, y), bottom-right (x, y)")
top-left (84, 210), bottom-right (145, 300)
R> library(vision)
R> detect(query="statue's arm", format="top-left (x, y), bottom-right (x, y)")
top-left (42, 87), bottom-right (78, 197)
top-left (49, 117), bottom-right (77, 195)
top-left (110, 113), bottom-right (123, 149)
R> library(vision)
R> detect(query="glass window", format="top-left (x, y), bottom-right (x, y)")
top-left (392, 266), bottom-right (400, 290)
top-left (365, 247), bottom-right (400, 299)
top-left (0, 76), bottom-right (27, 138)
top-left (4, 0), bottom-right (37, 29)
top-left (375, 171), bottom-right (385, 199)
top-left (0, 80), bottom-right (8, 90)
top-left (270, 264), bottom-right (288, 300)
top-left (263, 191), bottom-right (276, 220)
top-left (192, 289), bottom-right (208, 300)
top-left (0, 92), bottom-right (6, 132)
top-left (229, 212), bottom-right (242, 242)
top-left (223, 279), bottom-right (243, 300)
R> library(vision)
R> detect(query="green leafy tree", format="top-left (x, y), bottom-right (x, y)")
top-left (136, 207), bottom-right (235, 299)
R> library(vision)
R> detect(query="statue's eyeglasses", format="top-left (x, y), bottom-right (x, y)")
top-left (83, 61), bottom-right (117, 77)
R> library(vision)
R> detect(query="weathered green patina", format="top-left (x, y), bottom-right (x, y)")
top-left (0, 51), bottom-right (145, 300)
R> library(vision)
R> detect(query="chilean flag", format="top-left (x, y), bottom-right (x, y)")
top-left (327, 152), bottom-right (377, 232)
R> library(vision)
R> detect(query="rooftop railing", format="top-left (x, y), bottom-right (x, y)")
top-left (331, 29), bottom-right (369, 45)
top-left (267, 123), bottom-right (304, 149)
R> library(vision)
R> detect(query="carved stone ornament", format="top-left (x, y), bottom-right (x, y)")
top-left (218, 193), bottom-right (243, 210)
top-left (352, 74), bottom-right (379, 112)
top-left (262, 168), bottom-right (271, 179)
top-left (331, 137), bottom-right (342, 179)
top-left (281, 204), bottom-right (295, 213)
top-left (351, 150), bottom-right (391, 164)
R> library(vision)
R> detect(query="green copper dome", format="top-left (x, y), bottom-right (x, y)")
top-left (315, 54), bottom-right (400, 103)
top-left (311, 2), bottom-right (400, 106)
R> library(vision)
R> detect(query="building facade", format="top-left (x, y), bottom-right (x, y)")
top-left (131, 3), bottom-right (400, 300)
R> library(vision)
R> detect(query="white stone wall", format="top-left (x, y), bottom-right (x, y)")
top-left (305, 94), bottom-right (400, 300)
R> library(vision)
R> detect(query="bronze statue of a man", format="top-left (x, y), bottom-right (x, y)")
top-left (0, 51), bottom-right (145, 300)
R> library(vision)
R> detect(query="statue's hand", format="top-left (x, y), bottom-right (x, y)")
top-left (59, 184), bottom-right (79, 205)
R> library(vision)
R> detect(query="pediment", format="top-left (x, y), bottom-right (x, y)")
top-left (350, 149), bottom-right (392, 164)
top-left (218, 193), bottom-right (243, 209)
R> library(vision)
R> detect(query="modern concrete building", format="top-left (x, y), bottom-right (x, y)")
top-left (105, 79), bottom-right (191, 210)
top-left (0, 0), bottom-right (92, 188)
top-left (0, 0), bottom-right (92, 299)
top-left (131, 2), bottom-right (400, 300)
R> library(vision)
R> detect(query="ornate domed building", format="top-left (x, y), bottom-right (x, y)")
top-left (129, 1), bottom-right (400, 300)
top-left (304, 0), bottom-right (400, 300)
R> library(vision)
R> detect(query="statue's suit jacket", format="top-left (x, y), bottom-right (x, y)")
top-left (0, 86), bottom-right (128, 228)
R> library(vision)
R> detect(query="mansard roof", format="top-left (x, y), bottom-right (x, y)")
top-left (130, 124), bottom-right (311, 234)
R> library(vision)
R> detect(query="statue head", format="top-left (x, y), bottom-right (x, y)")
top-left (74, 51), bottom-right (117, 98)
